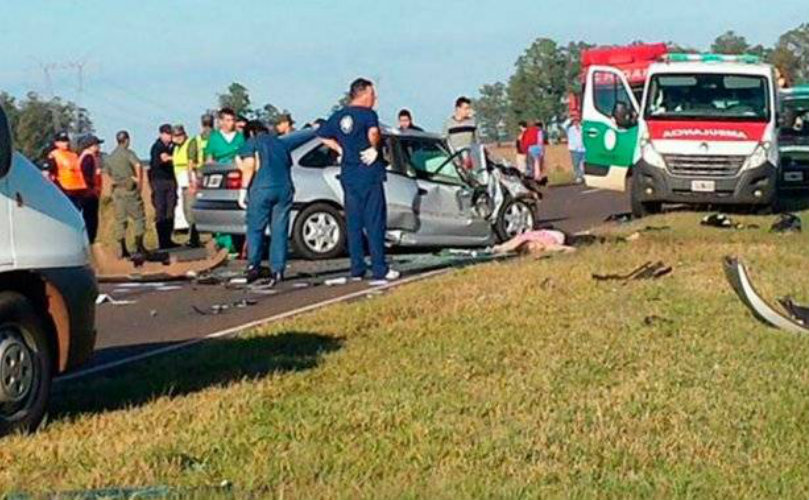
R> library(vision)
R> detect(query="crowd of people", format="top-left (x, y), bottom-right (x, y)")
top-left (515, 116), bottom-right (586, 184)
top-left (43, 77), bottom-right (583, 287)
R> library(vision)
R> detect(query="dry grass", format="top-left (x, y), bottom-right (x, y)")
top-left (3, 211), bottom-right (809, 499)
top-left (488, 144), bottom-right (576, 186)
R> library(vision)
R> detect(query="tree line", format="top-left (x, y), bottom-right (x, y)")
top-left (474, 23), bottom-right (809, 142)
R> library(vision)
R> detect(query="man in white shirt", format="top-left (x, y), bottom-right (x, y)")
top-left (566, 117), bottom-right (586, 184)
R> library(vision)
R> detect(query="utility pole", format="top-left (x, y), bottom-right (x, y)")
top-left (39, 62), bottom-right (60, 131)
top-left (65, 60), bottom-right (88, 133)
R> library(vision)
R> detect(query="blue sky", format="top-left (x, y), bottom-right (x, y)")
top-left (1, 0), bottom-right (806, 155)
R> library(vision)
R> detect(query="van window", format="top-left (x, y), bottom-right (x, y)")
top-left (645, 73), bottom-right (770, 121)
top-left (593, 71), bottom-right (634, 119)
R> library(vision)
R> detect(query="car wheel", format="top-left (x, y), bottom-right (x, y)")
top-left (0, 292), bottom-right (52, 436)
top-left (292, 203), bottom-right (346, 260)
top-left (495, 197), bottom-right (537, 242)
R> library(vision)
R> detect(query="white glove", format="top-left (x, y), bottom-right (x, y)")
top-left (360, 147), bottom-right (379, 166)
top-left (237, 188), bottom-right (248, 210)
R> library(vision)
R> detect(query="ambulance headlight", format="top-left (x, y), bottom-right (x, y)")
top-left (641, 141), bottom-right (666, 169)
top-left (742, 142), bottom-right (771, 171)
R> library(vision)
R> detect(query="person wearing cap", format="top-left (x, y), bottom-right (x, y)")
top-left (204, 107), bottom-right (245, 164)
top-left (149, 123), bottom-right (179, 249)
top-left (274, 113), bottom-right (295, 136)
top-left (46, 132), bottom-right (86, 204)
top-left (77, 134), bottom-right (104, 243)
top-left (104, 130), bottom-right (148, 259)
top-left (171, 124), bottom-right (200, 247)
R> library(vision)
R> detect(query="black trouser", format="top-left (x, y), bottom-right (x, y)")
top-left (68, 194), bottom-right (99, 244)
top-left (150, 177), bottom-right (178, 248)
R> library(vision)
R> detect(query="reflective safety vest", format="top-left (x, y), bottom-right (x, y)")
top-left (173, 139), bottom-right (191, 174)
top-left (192, 134), bottom-right (208, 165)
top-left (50, 148), bottom-right (86, 192)
top-left (78, 150), bottom-right (103, 197)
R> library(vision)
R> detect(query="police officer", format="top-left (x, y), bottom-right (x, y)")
top-left (237, 121), bottom-right (293, 286)
top-left (171, 124), bottom-right (200, 247)
top-left (104, 131), bottom-right (147, 258)
top-left (317, 78), bottom-right (399, 283)
top-left (149, 123), bottom-right (178, 249)
top-left (46, 132), bottom-right (86, 207)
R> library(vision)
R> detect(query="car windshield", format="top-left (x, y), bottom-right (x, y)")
top-left (645, 73), bottom-right (770, 121)
top-left (780, 98), bottom-right (809, 145)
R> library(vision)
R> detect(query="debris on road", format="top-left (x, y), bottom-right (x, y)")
top-left (592, 261), bottom-right (672, 282)
top-left (92, 241), bottom-right (228, 283)
top-left (604, 212), bottom-right (634, 224)
top-left (770, 213), bottom-right (802, 233)
top-left (701, 213), bottom-right (759, 230)
top-left (192, 298), bottom-right (258, 316)
top-left (722, 256), bottom-right (809, 335)
top-left (95, 294), bottom-right (137, 306)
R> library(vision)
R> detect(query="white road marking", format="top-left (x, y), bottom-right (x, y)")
top-left (56, 268), bottom-right (452, 382)
top-left (580, 188), bottom-right (601, 195)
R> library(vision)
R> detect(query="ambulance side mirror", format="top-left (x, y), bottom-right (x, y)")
top-left (0, 107), bottom-right (11, 179)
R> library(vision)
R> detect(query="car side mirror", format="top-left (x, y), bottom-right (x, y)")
top-left (0, 107), bottom-right (12, 179)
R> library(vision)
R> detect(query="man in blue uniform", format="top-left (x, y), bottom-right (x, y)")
top-left (318, 78), bottom-right (399, 283)
top-left (237, 122), bottom-right (294, 286)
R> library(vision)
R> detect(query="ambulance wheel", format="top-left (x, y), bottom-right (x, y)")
top-left (293, 203), bottom-right (346, 260)
top-left (630, 175), bottom-right (662, 218)
top-left (0, 292), bottom-right (52, 436)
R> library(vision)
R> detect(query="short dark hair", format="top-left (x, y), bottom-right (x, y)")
top-left (398, 109), bottom-right (412, 119)
top-left (518, 120), bottom-right (527, 128)
top-left (349, 78), bottom-right (374, 100)
top-left (536, 120), bottom-right (545, 128)
top-left (244, 120), bottom-right (270, 139)
top-left (455, 96), bottom-right (472, 108)
top-left (218, 107), bottom-right (236, 118)
top-left (116, 130), bottom-right (130, 144)
top-left (201, 114), bottom-right (214, 128)
top-left (236, 115), bottom-right (248, 124)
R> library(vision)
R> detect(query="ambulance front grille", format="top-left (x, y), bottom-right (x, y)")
top-left (663, 154), bottom-right (747, 178)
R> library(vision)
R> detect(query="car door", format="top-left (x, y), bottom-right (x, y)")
top-left (396, 136), bottom-right (490, 245)
top-left (583, 65), bottom-right (641, 191)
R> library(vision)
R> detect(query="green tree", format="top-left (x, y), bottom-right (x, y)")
top-left (474, 82), bottom-right (509, 144)
top-left (507, 38), bottom-right (568, 131)
top-left (0, 91), bottom-right (94, 162)
top-left (772, 23), bottom-right (809, 84)
top-left (711, 30), bottom-right (750, 55)
top-left (217, 82), bottom-right (251, 116)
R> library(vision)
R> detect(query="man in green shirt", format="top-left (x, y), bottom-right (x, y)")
top-left (204, 107), bottom-right (245, 164)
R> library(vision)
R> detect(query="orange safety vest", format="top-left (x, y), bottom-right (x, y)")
top-left (50, 148), bottom-right (87, 192)
top-left (78, 150), bottom-right (103, 197)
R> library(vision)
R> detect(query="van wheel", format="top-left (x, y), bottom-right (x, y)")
top-left (0, 292), bottom-right (52, 436)
top-left (630, 175), bottom-right (662, 218)
top-left (292, 203), bottom-right (346, 260)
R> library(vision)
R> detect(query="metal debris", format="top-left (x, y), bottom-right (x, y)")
top-left (592, 261), bottom-right (672, 282)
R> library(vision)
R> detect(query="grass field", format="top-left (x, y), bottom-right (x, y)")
top-left (4, 210), bottom-right (809, 499)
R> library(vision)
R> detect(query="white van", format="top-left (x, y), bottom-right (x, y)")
top-left (583, 54), bottom-right (778, 216)
top-left (0, 106), bottom-right (96, 435)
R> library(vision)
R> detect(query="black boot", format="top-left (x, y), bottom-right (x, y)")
top-left (119, 239), bottom-right (131, 259)
top-left (135, 235), bottom-right (147, 254)
top-left (155, 221), bottom-right (168, 250)
top-left (188, 225), bottom-right (201, 248)
top-left (164, 219), bottom-right (179, 249)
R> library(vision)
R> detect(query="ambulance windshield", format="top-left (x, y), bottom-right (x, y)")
top-left (645, 73), bottom-right (770, 122)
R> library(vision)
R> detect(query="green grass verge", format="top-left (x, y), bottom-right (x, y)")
top-left (3, 210), bottom-right (809, 499)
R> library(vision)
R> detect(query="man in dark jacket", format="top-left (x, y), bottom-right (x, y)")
top-left (149, 123), bottom-right (178, 249)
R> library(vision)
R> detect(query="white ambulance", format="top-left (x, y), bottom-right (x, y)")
top-left (0, 106), bottom-right (97, 435)
top-left (582, 54), bottom-right (778, 216)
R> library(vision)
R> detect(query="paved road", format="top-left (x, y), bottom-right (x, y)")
top-left (62, 184), bottom-right (628, 379)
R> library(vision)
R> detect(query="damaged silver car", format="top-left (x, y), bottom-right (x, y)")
top-left (193, 126), bottom-right (541, 260)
